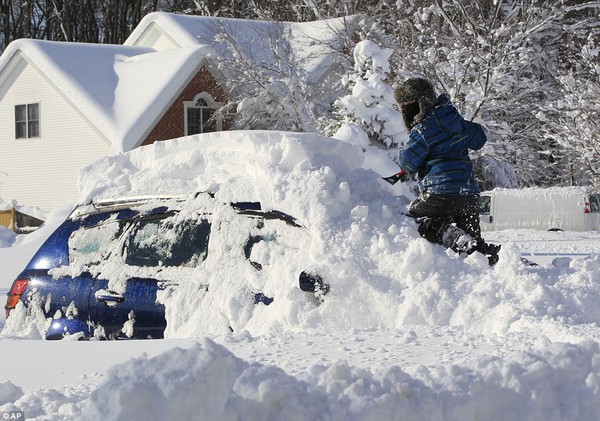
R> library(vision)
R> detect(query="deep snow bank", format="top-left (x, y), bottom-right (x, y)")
top-left (73, 131), bottom-right (600, 341)
top-left (5, 130), bottom-right (599, 342)
top-left (81, 338), bottom-right (600, 421)
top-left (72, 130), bottom-right (424, 338)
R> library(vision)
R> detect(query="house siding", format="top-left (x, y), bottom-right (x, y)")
top-left (0, 57), bottom-right (111, 211)
top-left (141, 67), bottom-right (228, 146)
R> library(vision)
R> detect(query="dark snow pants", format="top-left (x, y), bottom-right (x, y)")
top-left (408, 193), bottom-right (481, 247)
top-left (408, 193), bottom-right (500, 265)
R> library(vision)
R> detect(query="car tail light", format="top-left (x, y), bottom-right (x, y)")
top-left (4, 278), bottom-right (30, 318)
top-left (584, 200), bottom-right (591, 214)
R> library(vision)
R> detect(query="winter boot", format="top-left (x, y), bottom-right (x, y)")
top-left (441, 224), bottom-right (478, 255)
top-left (474, 240), bottom-right (501, 266)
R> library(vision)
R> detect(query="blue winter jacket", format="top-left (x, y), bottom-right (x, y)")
top-left (398, 95), bottom-right (486, 195)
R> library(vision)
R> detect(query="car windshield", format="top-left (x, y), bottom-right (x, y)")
top-left (68, 219), bottom-right (127, 266)
top-left (125, 217), bottom-right (211, 267)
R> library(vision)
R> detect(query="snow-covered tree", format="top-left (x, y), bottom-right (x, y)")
top-left (328, 39), bottom-right (405, 150)
top-left (381, 0), bottom-right (599, 188)
top-left (206, 21), bottom-right (321, 132)
top-left (537, 35), bottom-right (600, 188)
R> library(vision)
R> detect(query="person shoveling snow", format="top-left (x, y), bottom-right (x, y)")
top-left (392, 77), bottom-right (500, 265)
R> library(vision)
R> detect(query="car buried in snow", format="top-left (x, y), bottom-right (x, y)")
top-left (4, 194), bottom-right (328, 340)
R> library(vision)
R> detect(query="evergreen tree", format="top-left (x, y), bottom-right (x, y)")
top-left (329, 39), bottom-right (405, 150)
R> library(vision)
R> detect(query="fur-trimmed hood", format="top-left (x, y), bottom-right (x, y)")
top-left (394, 77), bottom-right (439, 126)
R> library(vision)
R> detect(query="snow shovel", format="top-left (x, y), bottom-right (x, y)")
top-left (382, 170), bottom-right (407, 185)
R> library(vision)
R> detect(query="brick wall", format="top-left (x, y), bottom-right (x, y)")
top-left (141, 67), bottom-right (227, 146)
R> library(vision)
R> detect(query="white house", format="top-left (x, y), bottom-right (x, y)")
top-left (0, 40), bottom-right (222, 211)
top-left (0, 12), bottom-right (354, 213)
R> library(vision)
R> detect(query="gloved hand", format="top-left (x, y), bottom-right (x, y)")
top-left (397, 169), bottom-right (411, 183)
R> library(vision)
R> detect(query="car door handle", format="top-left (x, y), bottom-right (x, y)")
top-left (95, 290), bottom-right (125, 305)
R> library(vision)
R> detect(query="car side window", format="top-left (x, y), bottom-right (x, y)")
top-left (590, 194), bottom-right (600, 213)
top-left (125, 217), bottom-right (211, 267)
top-left (68, 220), bottom-right (127, 266)
top-left (479, 196), bottom-right (491, 215)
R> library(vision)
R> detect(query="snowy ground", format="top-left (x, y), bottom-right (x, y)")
top-left (1, 131), bottom-right (600, 420)
top-left (1, 228), bottom-right (599, 421)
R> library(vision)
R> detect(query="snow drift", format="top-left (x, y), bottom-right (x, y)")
top-left (83, 337), bottom-right (600, 421)
top-left (71, 131), bottom-right (600, 339)
top-left (3, 130), bottom-right (600, 420)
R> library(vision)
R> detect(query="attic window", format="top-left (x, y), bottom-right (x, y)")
top-left (184, 93), bottom-right (222, 135)
top-left (15, 103), bottom-right (40, 139)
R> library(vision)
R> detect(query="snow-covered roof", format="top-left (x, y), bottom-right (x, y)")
top-left (0, 39), bottom-right (213, 152)
top-left (125, 12), bottom-right (354, 81)
top-left (0, 14), bottom-right (354, 153)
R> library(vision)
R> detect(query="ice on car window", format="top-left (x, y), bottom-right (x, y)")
top-left (125, 218), bottom-right (211, 267)
top-left (68, 221), bottom-right (126, 266)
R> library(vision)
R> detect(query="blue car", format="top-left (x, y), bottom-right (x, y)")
top-left (4, 194), bottom-right (327, 340)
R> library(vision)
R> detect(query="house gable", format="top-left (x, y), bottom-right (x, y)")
top-left (0, 53), bottom-right (111, 211)
top-left (0, 39), bottom-right (219, 210)
top-left (0, 39), bottom-right (215, 153)
top-left (131, 21), bottom-right (181, 51)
